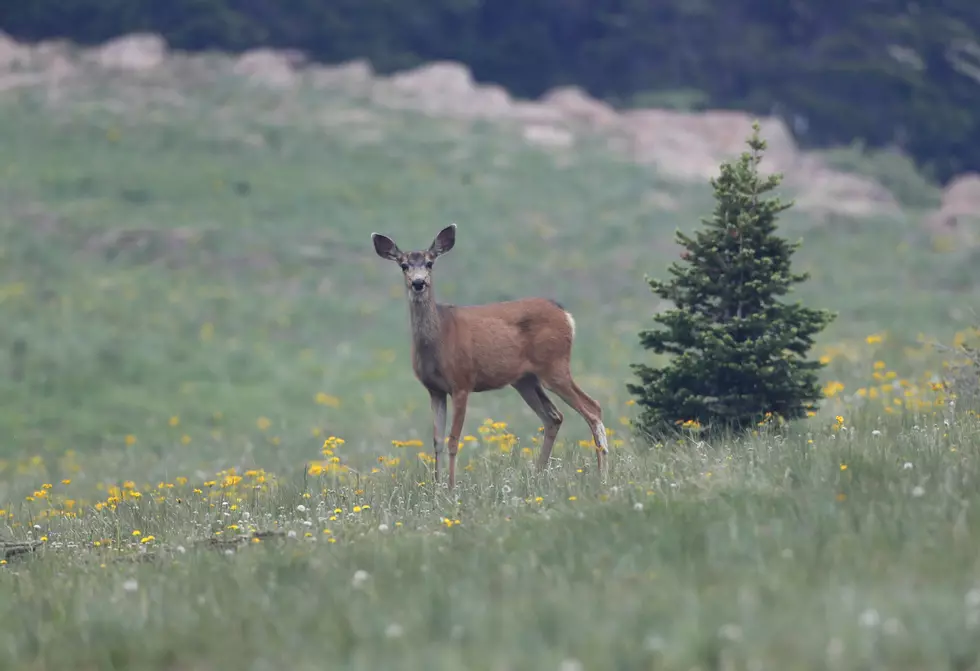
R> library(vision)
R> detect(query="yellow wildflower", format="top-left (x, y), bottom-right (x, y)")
top-left (315, 392), bottom-right (341, 408)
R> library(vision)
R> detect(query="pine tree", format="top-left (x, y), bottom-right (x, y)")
top-left (627, 122), bottom-right (836, 438)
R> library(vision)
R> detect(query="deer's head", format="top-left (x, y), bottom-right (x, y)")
top-left (371, 224), bottom-right (456, 299)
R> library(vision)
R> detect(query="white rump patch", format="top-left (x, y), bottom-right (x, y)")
top-left (564, 311), bottom-right (576, 339)
top-left (595, 420), bottom-right (609, 454)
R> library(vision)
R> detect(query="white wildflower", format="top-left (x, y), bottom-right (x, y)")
top-left (858, 608), bottom-right (880, 628)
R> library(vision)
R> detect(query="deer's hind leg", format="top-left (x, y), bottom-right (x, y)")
top-left (447, 389), bottom-right (469, 490)
top-left (512, 374), bottom-right (563, 470)
top-left (539, 367), bottom-right (608, 473)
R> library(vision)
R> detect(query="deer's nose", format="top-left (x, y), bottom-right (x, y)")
top-left (411, 279), bottom-right (426, 292)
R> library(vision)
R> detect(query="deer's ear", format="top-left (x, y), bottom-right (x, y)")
top-left (371, 233), bottom-right (401, 261)
top-left (429, 223), bottom-right (456, 257)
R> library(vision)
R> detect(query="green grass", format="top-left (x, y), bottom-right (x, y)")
top-left (5, 413), bottom-right (980, 670)
top-left (1, 54), bottom-right (980, 669)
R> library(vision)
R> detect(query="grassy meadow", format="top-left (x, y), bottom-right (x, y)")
top-left (2, 56), bottom-right (980, 669)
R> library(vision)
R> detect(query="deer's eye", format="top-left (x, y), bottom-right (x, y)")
top-left (425, 261), bottom-right (433, 269)
top-left (400, 263), bottom-right (409, 271)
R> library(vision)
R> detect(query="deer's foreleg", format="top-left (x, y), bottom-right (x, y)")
top-left (430, 390), bottom-right (447, 483)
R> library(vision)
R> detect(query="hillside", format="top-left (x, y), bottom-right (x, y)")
top-left (0, 32), bottom-right (976, 468)
top-left (0, 31), bottom-right (977, 468)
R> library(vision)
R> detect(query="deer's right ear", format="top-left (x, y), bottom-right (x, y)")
top-left (371, 233), bottom-right (401, 261)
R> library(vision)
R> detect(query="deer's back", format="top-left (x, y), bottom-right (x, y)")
top-left (443, 297), bottom-right (574, 391)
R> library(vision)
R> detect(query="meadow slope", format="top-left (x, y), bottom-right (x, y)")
top-left (1, 47), bottom-right (980, 670)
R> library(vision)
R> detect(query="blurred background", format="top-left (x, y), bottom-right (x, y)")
top-left (0, 1), bottom-right (978, 482)
top-left (4, 1), bottom-right (979, 182)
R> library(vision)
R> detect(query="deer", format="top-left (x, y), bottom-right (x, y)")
top-left (370, 223), bottom-right (608, 490)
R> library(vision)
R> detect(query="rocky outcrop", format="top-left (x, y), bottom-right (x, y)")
top-left (0, 30), bottom-right (944, 219)
top-left (232, 48), bottom-right (301, 89)
top-left (926, 173), bottom-right (980, 246)
top-left (92, 34), bottom-right (166, 72)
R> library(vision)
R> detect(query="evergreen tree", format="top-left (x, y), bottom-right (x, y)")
top-left (627, 122), bottom-right (835, 438)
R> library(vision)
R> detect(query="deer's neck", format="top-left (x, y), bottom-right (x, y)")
top-left (408, 293), bottom-right (449, 391)
top-left (408, 293), bottom-right (442, 353)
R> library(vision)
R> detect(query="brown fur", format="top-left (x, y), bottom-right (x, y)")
top-left (371, 224), bottom-right (608, 489)
top-left (415, 299), bottom-right (571, 393)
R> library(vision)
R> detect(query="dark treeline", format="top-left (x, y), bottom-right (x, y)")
top-left (3, 0), bottom-right (979, 183)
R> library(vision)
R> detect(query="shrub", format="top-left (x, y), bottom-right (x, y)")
top-left (627, 122), bottom-right (836, 439)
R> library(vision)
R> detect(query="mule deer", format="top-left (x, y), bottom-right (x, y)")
top-left (370, 224), bottom-right (608, 489)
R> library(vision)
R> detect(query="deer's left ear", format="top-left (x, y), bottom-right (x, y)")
top-left (429, 223), bottom-right (456, 257)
